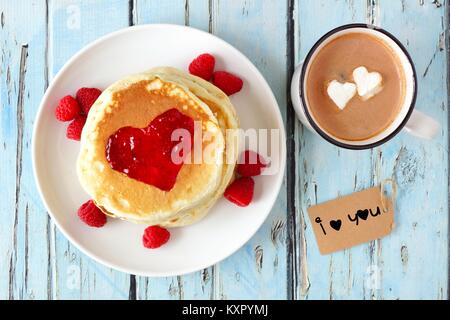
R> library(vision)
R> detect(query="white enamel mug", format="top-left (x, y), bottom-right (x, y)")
top-left (291, 24), bottom-right (439, 150)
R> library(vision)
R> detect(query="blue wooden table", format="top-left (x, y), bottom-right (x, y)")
top-left (0, 0), bottom-right (448, 300)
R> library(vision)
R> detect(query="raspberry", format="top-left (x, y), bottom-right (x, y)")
top-left (54, 95), bottom-right (81, 121)
top-left (66, 115), bottom-right (87, 141)
top-left (224, 176), bottom-right (254, 207)
top-left (212, 71), bottom-right (243, 96)
top-left (237, 150), bottom-right (267, 177)
top-left (142, 226), bottom-right (170, 249)
top-left (188, 53), bottom-right (215, 80)
top-left (77, 200), bottom-right (107, 228)
top-left (76, 87), bottom-right (102, 114)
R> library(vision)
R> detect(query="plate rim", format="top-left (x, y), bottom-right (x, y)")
top-left (32, 24), bottom-right (287, 277)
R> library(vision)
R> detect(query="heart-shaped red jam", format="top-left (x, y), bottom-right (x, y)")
top-left (106, 108), bottom-right (194, 191)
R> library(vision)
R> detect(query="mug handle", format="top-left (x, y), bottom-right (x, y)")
top-left (404, 109), bottom-right (440, 139)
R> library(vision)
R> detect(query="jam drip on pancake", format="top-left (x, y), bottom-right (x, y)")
top-left (106, 108), bottom-right (194, 191)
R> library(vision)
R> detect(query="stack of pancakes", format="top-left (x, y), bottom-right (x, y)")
top-left (77, 67), bottom-right (239, 227)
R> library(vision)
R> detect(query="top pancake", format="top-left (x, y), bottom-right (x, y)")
top-left (77, 72), bottom-right (225, 224)
top-left (146, 67), bottom-right (239, 227)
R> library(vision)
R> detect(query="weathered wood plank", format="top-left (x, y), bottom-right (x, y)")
top-left (294, 0), bottom-right (448, 299)
top-left (212, 0), bottom-right (288, 299)
top-left (134, 0), bottom-right (214, 300)
top-left (0, 0), bottom-right (447, 300)
top-left (48, 0), bottom-right (131, 299)
top-left (374, 0), bottom-right (448, 300)
top-left (293, 0), bottom-right (371, 300)
top-left (0, 0), bottom-right (50, 300)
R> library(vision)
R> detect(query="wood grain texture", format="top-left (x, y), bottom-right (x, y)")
top-left (132, 0), bottom-right (288, 300)
top-left (0, 0), bottom-right (50, 300)
top-left (211, 0), bottom-right (288, 299)
top-left (293, 0), bottom-right (448, 299)
top-left (133, 0), bottom-right (214, 300)
top-left (0, 0), bottom-right (447, 300)
top-left (48, 0), bottom-right (131, 299)
top-left (293, 0), bottom-right (373, 300)
top-left (374, 0), bottom-right (448, 299)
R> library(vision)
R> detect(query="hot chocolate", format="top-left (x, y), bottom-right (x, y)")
top-left (305, 32), bottom-right (406, 141)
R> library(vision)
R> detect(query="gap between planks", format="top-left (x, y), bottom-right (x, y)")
top-left (285, 0), bottom-right (297, 300)
top-left (8, 43), bottom-right (28, 299)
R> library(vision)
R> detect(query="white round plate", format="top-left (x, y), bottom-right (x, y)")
top-left (33, 24), bottom-right (286, 277)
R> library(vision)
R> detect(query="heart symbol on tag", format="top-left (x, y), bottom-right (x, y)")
top-left (356, 209), bottom-right (369, 220)
top-left (329, 219), bottom-right (342, 231)
top-left (352, 66), bottom-right (383, 101)
top-left (326, 80), bottom-right (357, 110)
top-left (106, 108), bottom-right (194, 191)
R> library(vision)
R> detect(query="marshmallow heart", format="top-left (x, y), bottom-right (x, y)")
top-left (353, 66), bottom-right (383, 101)
top-left (327, 80), bottom-right (357, 110)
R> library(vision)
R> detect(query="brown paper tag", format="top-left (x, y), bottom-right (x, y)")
top-left (307, 186), bottom-right (394, 255)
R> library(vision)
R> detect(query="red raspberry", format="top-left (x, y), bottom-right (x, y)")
top-left (76, 87), bottom-right (102, 114)
top-left (54, 95), bottom-right (80, 121)
top-left (212, 71), bottom-right (243, 96)
top-left (77, 200), bottom-right (107, 228)
top-left (237, 150), bottom-right (267, 177)
top-left (224, 176), bottom-right (254, 207)
top-left (188, 53), bottom-right (215, 80)
top-left (142, 226), bottom-right (170, 249)
top-left (66, 115), bottom-right (87, 141)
